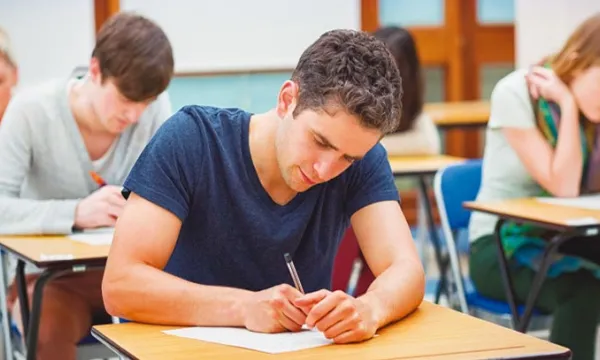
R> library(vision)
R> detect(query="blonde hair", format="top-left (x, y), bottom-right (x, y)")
top-left (0, 27), bottom-right (16, 68)
top-left (548, 13), bottom-right (600, 85)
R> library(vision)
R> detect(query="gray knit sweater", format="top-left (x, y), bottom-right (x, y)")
top-left (0, 78), bottom-right (172, 235)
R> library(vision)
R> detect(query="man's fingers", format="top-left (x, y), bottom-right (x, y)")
top-left (305, 291), bottom-right (346, 328)
top-left (314, 298), bottom-right (356, 333)
top-left (281, 298), bottom-right (307, 326)
top-left (294, 289), bottom-right (330, 307)
top-left (323, 312), bottom-right (362, 340)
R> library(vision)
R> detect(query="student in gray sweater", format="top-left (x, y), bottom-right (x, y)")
top-left (0, 12), bottom-right (174, 359)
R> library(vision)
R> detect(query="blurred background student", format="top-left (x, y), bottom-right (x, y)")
top-left (469, 13), bottom-right (600, 360)
top-left (376, 26), bottom-right (441, 156)
top-left (0, 27), bottom-right (18, 122)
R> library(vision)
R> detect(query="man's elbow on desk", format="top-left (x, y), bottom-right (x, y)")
top-left (101, 265), bottom-right (138, 319)
top-left (363, 256), bottom-right (425, 329)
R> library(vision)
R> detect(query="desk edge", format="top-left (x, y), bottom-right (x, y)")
top-left (0, 243), bottom-right (107, 269)
top-left (92, 327), bottom-right (138, 360)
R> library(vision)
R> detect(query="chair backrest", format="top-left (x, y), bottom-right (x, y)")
top-left (434, 159), bottom-right (483, 231)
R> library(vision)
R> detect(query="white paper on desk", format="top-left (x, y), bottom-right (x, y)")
top-left (68, 227), bottom-right (114, 246)
top-left (163, 326), bottom-right (333, 354)
top-left (535, 194), bottom-right (600, 210)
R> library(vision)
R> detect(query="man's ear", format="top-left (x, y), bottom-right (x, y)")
top-left (276, 80), bottom-right (299, 118)
top-left (88, 57), bottom-right (103, 84)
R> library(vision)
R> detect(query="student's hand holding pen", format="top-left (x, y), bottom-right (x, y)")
top-left (74, 185), bottom-right (126, 229)
top-left (242, 283), bottom-right (310, 333)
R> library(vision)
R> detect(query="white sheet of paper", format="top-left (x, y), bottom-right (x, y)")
top-left (535, 194), bottom-right (600, 210)
top-left (163, 326), bottom-right (333, 354)
top-left (68, 227), bottom-right (114, 246)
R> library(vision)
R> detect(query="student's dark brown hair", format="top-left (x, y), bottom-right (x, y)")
top-left (373, 26), bottom-right (424, 133)
top-left (92, 12), bottom-right (174, 102)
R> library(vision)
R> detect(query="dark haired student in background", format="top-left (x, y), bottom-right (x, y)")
top-left (376, 26), bottom-right (441, 156)
top-left (0, 12), bottom-right (174, 359)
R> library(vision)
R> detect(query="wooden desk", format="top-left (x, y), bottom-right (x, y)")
top-left (92, 301), bottom-right (570, 360)
top-left (424, 100), bottom-right (490, 129)
top-left (389, 155), bottom-right (465, 177)
top-left (0, 235), bottom-right (110, 360)
top-left (464, 197), bottom-right (600, 232)
top-left (464, 197), bottom-right (600, 333)
top-left (0, 235), bottom-right (110, 268)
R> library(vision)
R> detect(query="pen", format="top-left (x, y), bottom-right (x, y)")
top-left (89, 171), bottom-right (107, 187)
top-left (284, 252), bottom-right (305, 294)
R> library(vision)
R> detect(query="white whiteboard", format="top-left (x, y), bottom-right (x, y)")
top-left (120, 0), bottom-right (360, 73)
top-left (0, 0), bottom-right (95, 88)
top-left (515, 0), bottom-right (600, 68)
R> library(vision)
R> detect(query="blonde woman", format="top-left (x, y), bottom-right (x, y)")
top-left (469, 14), bottom-right (600, 360)
top-left (0, 27), bottom-right (18, 122)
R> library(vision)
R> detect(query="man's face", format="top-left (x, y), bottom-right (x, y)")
top-left (88, 59), bottom-right (151, 134)
top-left (274, 81), bottom-right (381, 192)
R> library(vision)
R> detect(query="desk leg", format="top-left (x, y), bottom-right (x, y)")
top-left (493, 219), bottom-right (521, 328)
top-left (15, 261), bottom-right (29, 337)
top-left (24, 269), bottom-right (69, 360)
top-left (519, 233), bottom-right (573, 332)
top-left (0, 252), bottom-right (13, 360)
top-left (416, 177), bottom-right (448, 303)
top-left (345, 257), bottom-right (363, 296)
top-left (22, 266), bottom-right (104, 360)
top-left (416, 192), bottom-right (428, 272)
top-left (493, 220), bottom-right (575, 332)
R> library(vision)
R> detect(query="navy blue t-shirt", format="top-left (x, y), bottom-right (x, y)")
top-left (123, 106), bottom-right (399, 292)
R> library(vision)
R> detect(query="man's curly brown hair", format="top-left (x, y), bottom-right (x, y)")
top-left (291, 29), bottom-right (403, 135)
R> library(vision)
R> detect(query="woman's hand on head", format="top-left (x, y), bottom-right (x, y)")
top-left (526, 66), bottom-right (575, 108)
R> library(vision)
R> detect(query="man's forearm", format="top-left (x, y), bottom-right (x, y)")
top-left (103, 263), bottom-right (253, 326)
top-left (358, 259), bottom-right (425, 329)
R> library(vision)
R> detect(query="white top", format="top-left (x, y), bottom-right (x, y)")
top-left (468, 68), bottom-right (544, 242)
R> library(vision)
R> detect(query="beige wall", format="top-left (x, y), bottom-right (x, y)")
top-left (515, 0), bottom-right (600, 68)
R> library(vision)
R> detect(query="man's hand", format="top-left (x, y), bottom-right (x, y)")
top-left (243, 284), bottom-right (308, 333)
top-left (74, 185), bottom-right (126, 229)
top-left (294, 290), bottom-right (378, 343)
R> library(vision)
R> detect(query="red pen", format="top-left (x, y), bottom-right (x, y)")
top-left (89, 171), bottom-right (107, 187)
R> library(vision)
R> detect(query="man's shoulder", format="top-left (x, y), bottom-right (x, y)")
top-left (9, 79), bottom-right (66, 114)
top-left (179, 105), bottom-right (249, 127)
top-left (162, 105), bottom-right (249, 139)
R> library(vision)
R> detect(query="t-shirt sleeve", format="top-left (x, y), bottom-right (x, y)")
top-left (345, 144), bottom-right (400, 217)
top-left (122, 110), bottom-right (203, 221)
top-left (488, 70), bottom-right (537, 130)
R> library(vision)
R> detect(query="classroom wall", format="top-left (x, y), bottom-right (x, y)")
top-left (0, 0), bottom-right (516, 112)
top-left (515, 0), bottom-right (600, 69)
top-left (0, 0), bottom-right (95, 89)
top-left (120, 0), bottom-right (360, 73)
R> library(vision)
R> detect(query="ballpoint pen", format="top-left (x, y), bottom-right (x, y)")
top-left (284, 252), bottom-right (305, 294)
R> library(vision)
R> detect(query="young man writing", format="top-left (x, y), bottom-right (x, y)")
top-left (0, 12), bottom-right (174, 359)
top-left (103, 29), bottom-right (424, 343)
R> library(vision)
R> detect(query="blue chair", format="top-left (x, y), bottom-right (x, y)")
top-left (433, 160), bottom-right (552, 330)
